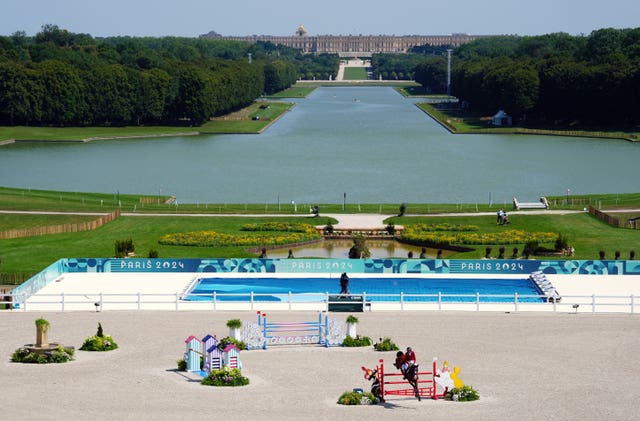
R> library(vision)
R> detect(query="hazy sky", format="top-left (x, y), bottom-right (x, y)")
top-left (1, 0), bottom-right (638, 38)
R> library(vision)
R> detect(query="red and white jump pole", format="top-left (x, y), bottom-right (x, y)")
top-left (377, 358), bottom-right (446, 402)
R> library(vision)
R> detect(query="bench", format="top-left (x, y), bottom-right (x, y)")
top-left (513, 196), bottom-right (549, 210)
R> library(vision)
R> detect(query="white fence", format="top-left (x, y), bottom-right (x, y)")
top-left (3, 292), bottom-right (637, 314)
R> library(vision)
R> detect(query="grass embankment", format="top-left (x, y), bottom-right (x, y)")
top-left (417, 103), bottom-right (640, 142)
top-left (0, 101), bottom-right (294, 142)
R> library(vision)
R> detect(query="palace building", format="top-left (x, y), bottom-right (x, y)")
top-left (200, 25), bottom-right (482, 56)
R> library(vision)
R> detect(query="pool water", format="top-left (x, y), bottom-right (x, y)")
top-left (184, 277), bottom-right (544, 303)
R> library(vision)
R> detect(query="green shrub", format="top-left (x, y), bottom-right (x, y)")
top-left (337, 390), bottom-right (377, 405)
top-left (201, 367), bottom-right (249, 386)
top-left (342, 335), bottom-right (372, 347)
top-left (226, 319), bottom-right (242, 329)
top-left (554, 232), bottom-right (569, 251)
top-left (12, 346), bottom-right (74, 364)
top-left (80, 323), bottom-right (118, 351)
top-left (445, 385), bottom-right (480, 402)
top-left (346, 315), bottom-right (359, 324)
top-left (177, 358), bottom-right (187, 371)
top-left (373, 337), bottom-right (399, 351)
top-left (217, 336), bottom-right (246, 351)
top-left (115, 238), bottom-right (134, 257)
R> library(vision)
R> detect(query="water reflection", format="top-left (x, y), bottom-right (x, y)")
top-left (266, 239), bottom-right (454, 259)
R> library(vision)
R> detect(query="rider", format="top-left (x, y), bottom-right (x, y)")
top-left (402, 346), bottom-right (417, 376)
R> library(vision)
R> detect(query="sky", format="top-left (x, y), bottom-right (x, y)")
top-left (1, 0), bottom-right (638, 38)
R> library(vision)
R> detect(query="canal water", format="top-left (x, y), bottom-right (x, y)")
top-left (0, 87), bottom-right (637, 204)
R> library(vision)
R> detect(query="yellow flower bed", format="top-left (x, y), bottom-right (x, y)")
top-left (401, 227), bottom-right (556, 246)
top-left (159, 223), bottom-right (321, 247)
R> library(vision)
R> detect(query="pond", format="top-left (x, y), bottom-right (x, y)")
top-left (263, 239), bottom-right (456, 259)
top-left (0, 87), bottom-right (637, 204)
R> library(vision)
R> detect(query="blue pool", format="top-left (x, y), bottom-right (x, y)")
top-left (183, 277), bottom-right (545, 303)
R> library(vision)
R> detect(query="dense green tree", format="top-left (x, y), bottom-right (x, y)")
top-left (413, 56), bottom-right (447, 93)
top-left (34, 60), bottom-right (84, 125)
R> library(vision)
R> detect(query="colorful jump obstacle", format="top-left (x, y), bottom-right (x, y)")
top-left (243, 311), bottom-right (345, 350)
top-left (374, 358), bottom-right (448, 402)
top-left (184, 334), bottom-right (242, 376)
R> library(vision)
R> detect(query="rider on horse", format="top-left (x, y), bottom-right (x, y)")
top-left (394, 347), bottom-right (417, 379)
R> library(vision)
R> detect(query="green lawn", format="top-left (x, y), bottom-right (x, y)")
top-left (417, 103), bottom-right (640, 142)
top-left (343, 67), bottom-right (369, 80)
top-left (266, 86), bottom-right (316, 98)
top-left (0, 214), bottom-right (98, 230)
top-left (1, 187), bottom-right (639, 281)
top-left (0, 215), bottom-right (328, 275)
top-left (0, 101), bottom-right (294, 141)
top-left (386, 212), bottom-right (640, 260)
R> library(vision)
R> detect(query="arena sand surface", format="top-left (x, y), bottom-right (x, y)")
top-left (1, 310), bottom-right (639, 421)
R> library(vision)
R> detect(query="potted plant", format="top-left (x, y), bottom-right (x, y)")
top-left (35, 318), bottom-right (50, 347)
top-left (346, 315), bottom-right (359, 338)
top-left (226, 319), bottom-right (243, 340)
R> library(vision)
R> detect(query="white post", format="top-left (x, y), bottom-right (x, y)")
top-left (213, 291), bottom-right (217, 311)
top-left (476, 292), bottom-right (480, 311)
top-left (438, 292), bottom-right (442, 311)
top-left (514, 292), bottom-right (518, 312)
top-left (175, 292), bottom-right (179, 311)
top-left (400, 292), bottom-right (404, 311)
top-left (631, 294), bottom-right (635, 314)
top-left (250, 292), bottom-right (254, 310)
top-left (61, 292), bottom-right (65, 312)
top-left (99, 292), bottom-right (103, 311)
top-left (137, 292), bottom-right (141, 311)
top-left (592, 294), bottom-right (596, 313)
top-left (288, 291), bottom-right (292, 311)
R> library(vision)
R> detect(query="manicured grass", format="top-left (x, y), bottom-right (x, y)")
top-left (2, 186), bottom-right (640, 214)
top-left (343, 67), bottom-right (369, 80)
top-left (0, 125), bottom-right (200, 142)
top-left (386, 212), bottom-right (640, 260)
top-left (201, 101), bottom-right (294, 133)
top-left (417, 103), bottom-right (640, 142)
top-left (0, 214), bottom-right (98, 230)
top-left (0, 101), bottom-right (294, 141)
top-left (0, 215), bottom-right (327, 274)
top-left (266, 86), bottom-right (316, 98)
top-left (1, 187), bottom-right (639, 279)
top-left (395, 86), bottom-right (453, 99)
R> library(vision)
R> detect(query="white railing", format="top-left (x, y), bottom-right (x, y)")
top-left (4, 291), bottom-right (637, 314)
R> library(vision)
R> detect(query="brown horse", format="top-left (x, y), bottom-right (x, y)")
top-left (394, 352), bottom-right (421, 401)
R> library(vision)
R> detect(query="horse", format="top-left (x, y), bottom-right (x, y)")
top-left (394, 351), bottom-right (421, 401)
top-left (404, 364), bottom-right (421, 401)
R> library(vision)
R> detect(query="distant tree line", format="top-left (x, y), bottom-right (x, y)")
top-left (0, 25), bottom-right (331, 126)
top-left (451, 29), bottom-right (640, 125)
top-left (395, 28), bottom-right (640, 126)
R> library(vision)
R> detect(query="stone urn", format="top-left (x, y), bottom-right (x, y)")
top-left (35, 318), bottom-right (50, 347)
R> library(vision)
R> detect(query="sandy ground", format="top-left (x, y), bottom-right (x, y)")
top-left (1, 310), bottom-right (639, 421)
